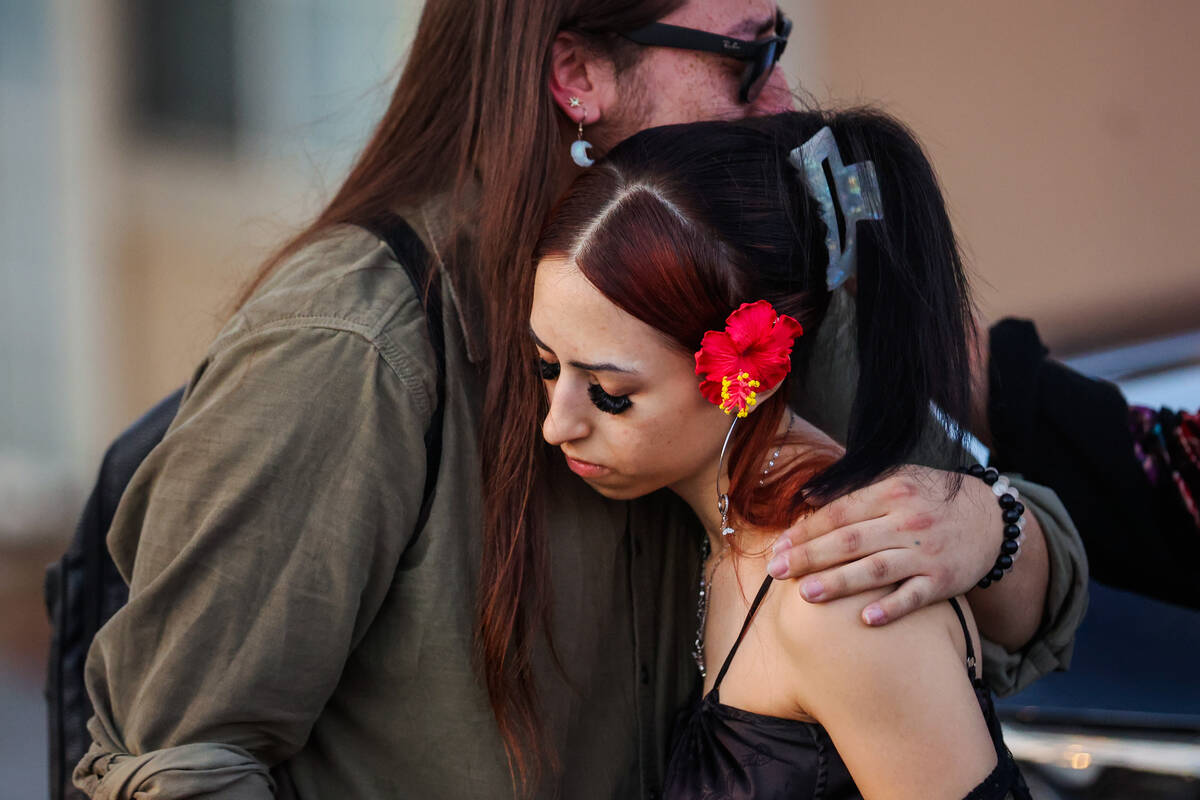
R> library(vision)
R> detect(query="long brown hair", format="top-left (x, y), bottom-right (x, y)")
top-left (233, 0), bottom-right (684, 790)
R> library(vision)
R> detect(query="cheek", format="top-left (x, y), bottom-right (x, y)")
top-left (639, 55), bottom-right (740, 126)
top-left (605, 389), bottom-right (728, 487)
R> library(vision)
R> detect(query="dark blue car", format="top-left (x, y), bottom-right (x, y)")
top-left (997, 582), bottom-right (1200, 799)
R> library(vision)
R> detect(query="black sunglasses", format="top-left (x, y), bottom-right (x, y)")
top-left (621, 10), bottom-right (792, 104)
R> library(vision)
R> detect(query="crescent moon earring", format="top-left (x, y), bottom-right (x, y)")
top-left (568, 97), bottom-right (595, 168)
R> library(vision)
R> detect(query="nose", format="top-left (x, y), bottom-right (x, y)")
top-left (542, 384), bottom-right (590, 446)
top-left (755, 68), bottom-right (795, 115)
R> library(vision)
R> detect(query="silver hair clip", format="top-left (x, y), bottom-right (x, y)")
top-left (789, 127), bottom-right (883, 291)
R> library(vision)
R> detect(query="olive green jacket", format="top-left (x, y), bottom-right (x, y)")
top-left (75, 217), bottom-right (1085, 799)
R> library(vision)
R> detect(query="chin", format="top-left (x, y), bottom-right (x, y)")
top-left (581, 477), bottom-right (652, 502)
top-left (585, 483), bottom-right (640, 501)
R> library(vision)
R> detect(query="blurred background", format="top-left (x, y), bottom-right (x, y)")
top-left (2, 1), bottom-right (1197, 798)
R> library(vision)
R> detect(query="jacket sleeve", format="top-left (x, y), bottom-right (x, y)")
top-left (75, 321), bottom-right (434, 799)
top-left (979, 477), bottom-right (1087, 696)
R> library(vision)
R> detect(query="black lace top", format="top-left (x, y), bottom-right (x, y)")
top-left (663, 577), bottom-right (1031, 799)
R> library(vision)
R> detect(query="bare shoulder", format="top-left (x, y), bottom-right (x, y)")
top-left (768, 584), bottom-right (997, 799)
top-left (767, 580), bottom-right (968, 710)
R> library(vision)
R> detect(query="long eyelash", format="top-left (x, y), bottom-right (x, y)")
top-left (588, 383), bottom-right (633, 415)
top-left (537, 357), bottom-right (560, 380)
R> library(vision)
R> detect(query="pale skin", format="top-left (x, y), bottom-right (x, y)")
top-left (546, 0), bottom-right (1049, 644)
top-left (531, 257), bottom-right (999, 797)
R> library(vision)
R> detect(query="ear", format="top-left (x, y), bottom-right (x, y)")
top-left (548, 32), bottom-right (619, 127)
top-left (747, 382), bottom-right (785, 415)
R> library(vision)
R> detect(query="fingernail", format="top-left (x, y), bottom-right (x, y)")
top-left (771, 536), bottom-right (792, 555)
top-left (767, 555), bottom-right (788, 579)
top-left (864, 605), bottom-right (885, 626)
top-left (800, 579), bottom-right (824, 601)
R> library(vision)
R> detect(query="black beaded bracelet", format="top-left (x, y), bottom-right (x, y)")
top-left (962, 464), bottom-right (1025, 588)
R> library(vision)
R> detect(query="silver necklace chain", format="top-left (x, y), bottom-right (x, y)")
top-left (693, 536), bottom-right (714, 678)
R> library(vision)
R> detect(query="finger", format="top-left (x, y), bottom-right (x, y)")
top-left (780, 486), bottom-right (887, 546)
top-left (861, 576), bottom-right (940, 626)
top-left (767, 516), bottom-right (905, 580)
top-left (787, 548), bottom-right (918, 602)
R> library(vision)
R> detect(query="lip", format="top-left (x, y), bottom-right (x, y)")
top-left (564, 454), bottom-right (612, 479)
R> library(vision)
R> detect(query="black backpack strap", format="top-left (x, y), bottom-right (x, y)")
top-left (46, 386), bottom-right (184, 800)
top-left (359, 212), bottom-right (445, 532)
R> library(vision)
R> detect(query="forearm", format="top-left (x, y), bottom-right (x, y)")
top-left (74, 735), bottom-right (274, 800)
top-left (979, 477), bottom-right (1087, 696)
top-left (966, 506), bottom-right (1049, 651)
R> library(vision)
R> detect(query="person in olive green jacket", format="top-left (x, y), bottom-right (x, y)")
top-left (76, 1), bottom-right (1086, 798)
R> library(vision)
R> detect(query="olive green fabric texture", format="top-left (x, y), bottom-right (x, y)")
top-left (77, 224), bottom-right (701, 800)
top-left (77, 223), bottom-right (1085, 799)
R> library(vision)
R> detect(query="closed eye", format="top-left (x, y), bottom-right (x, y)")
top-left (538, 357), bottom-right (561, 381)
top-left (588, 383), bottom-right (633, 415)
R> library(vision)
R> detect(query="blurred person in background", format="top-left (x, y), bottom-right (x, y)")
top-left (980, 318), bottom-right (1199, 610)
top-left (74, 0), bottom-right (1085, 798)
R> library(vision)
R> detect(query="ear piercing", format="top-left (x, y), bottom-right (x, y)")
top-left (568, 96), bottom-right (594, 168)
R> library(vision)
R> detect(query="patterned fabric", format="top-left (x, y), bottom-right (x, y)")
top-left (1130, 406), bottom-right (1200, 532)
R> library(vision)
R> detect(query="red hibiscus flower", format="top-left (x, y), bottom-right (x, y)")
top-left (694, 300), bottom-right (804, 417)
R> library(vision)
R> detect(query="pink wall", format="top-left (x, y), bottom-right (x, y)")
top-left (783, 0), bottom-right (1200, 352)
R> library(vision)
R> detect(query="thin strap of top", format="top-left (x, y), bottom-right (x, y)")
top-left (713, 576), bottom-right (775, 691)
top-left (947, 596), bottom-right (979, 679)
top-left (713, 582), bottom-right (979, 692)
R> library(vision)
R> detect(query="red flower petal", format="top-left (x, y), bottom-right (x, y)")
top-left (724, 301), bottom-right (778, 352)
top-left (750, 314), bottom-right (804, 389)
top-left (693, 301), bottom-right (804, 412)
top-left (694, 330), bottom-right (740, 381)
top-left (698, 376), bottom-right (725, 406)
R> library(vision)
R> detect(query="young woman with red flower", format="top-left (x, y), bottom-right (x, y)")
top-left (527, 110), bottom-right (1033, 798)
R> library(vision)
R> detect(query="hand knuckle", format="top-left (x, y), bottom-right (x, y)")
top-left (790, 546), bottom-right (809, 573)
top-left (828, 504), bottom-right (847, 529)
top-left (829, 571), bottom-right (847, 594)
top-left (890, 478), bottom-right (918, 501)
top-left (904, 512), bottom-right (936, 532)
top-left (931, 566), bottom-right (951, 591)
top-left (868, 555), bottom-right (890, 582)
top-left (907, 587), bottom-right (925, 611)
top-left (842, 528), bottom-right (861, 556)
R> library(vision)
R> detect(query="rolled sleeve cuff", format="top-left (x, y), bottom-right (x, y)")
top-left (74, 740), bottom-right (274, 800)
top-left (981, 476), bottom-right (1089, 697)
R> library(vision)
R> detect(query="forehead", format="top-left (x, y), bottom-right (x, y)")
top-left (531, 258), bottom-right (683, 364)
top-left (662, 0), bottom-right (777, 35)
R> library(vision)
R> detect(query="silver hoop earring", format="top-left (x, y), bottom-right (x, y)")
top-left (716, 417), bottom-right (739, 538)
top-left (568, 97), bottom-right (594, 168)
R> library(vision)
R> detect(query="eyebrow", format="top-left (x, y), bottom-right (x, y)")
top-left (529, 327), bottom-right (639, 375)
top-left (727, 11), bottom-right (777, 39)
